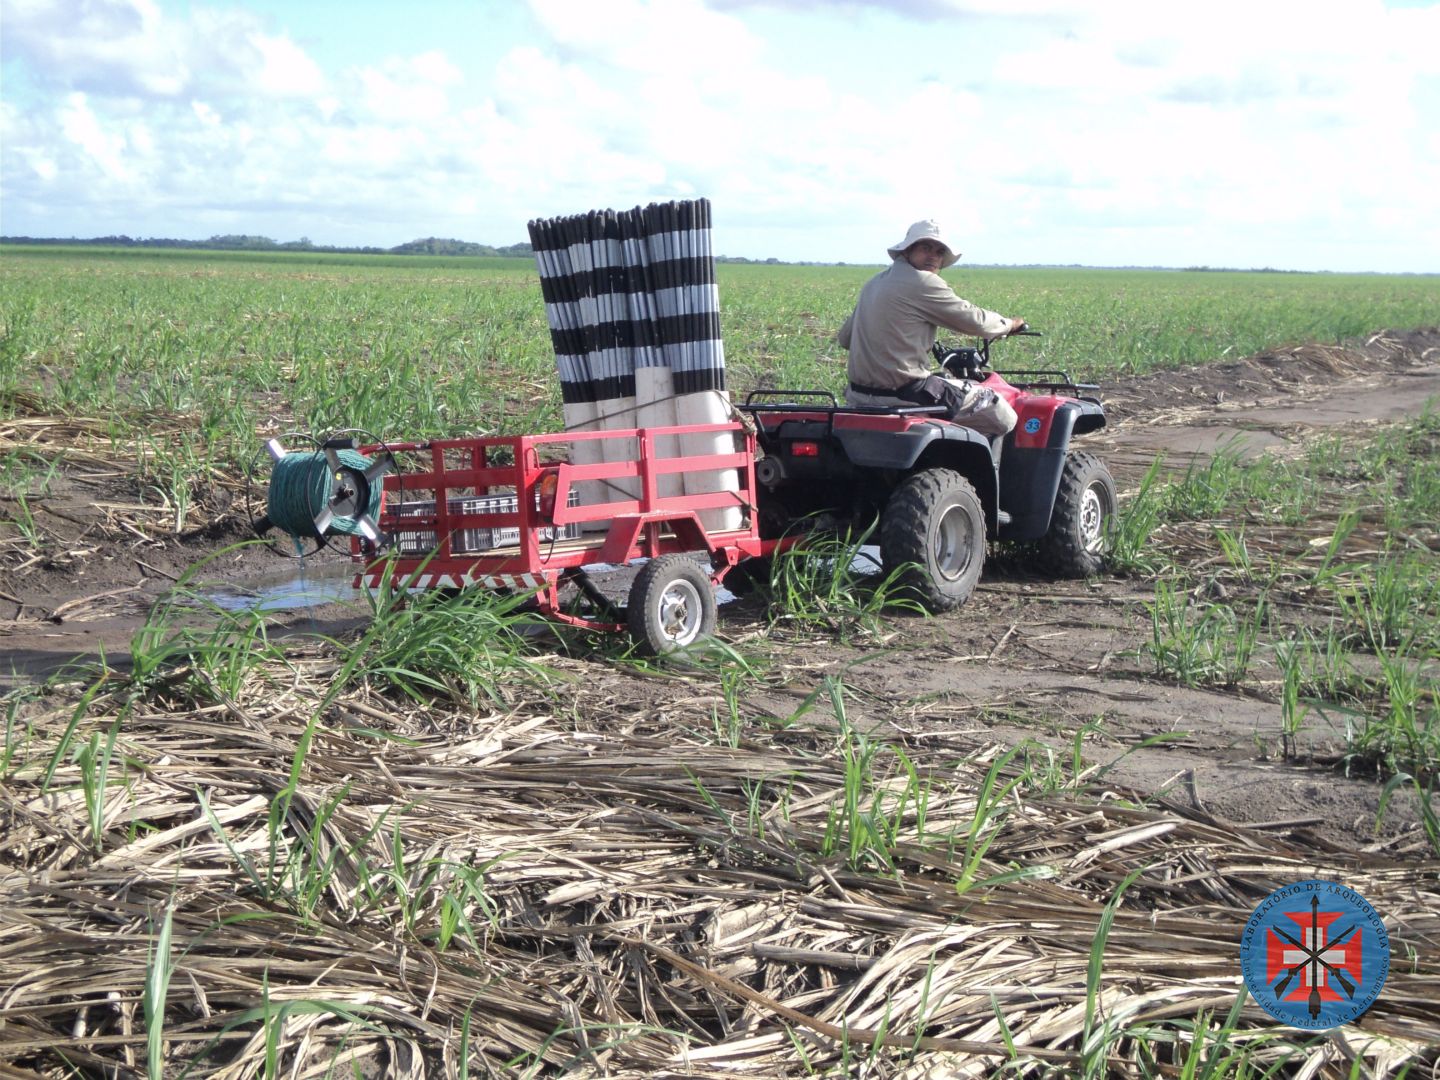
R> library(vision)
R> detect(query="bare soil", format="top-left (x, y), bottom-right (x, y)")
top-left (5, 327), bottom-right (1440, 852)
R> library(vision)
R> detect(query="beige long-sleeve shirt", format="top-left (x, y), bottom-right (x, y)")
top-left (837, 258), bottom-right (1015, 390)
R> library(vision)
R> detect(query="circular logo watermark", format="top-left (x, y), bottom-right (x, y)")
top-left (1240, 879), bottom-right (1389, 1030)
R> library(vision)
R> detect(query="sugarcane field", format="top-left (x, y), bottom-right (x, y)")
top-left (1, 234), bottom-right (1437, 1078)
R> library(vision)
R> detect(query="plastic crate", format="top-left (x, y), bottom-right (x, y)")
top-left (389, 491), bottom-right (579, 555)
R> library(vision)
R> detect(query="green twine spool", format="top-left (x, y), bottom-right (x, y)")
top-left (266, 449), bottom-right (384, 540)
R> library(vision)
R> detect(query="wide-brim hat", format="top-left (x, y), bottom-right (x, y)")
top-left (887, 219), bottom-right (960, 267)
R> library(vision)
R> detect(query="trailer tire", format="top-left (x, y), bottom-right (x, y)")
top-left (881, 468), bottom-right (985, 613)
top-left (628, 555), bottom-right (718, 654)
top-left (1038, 452), bottom-right (1115, 577)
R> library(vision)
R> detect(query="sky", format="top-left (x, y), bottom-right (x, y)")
top-left (2, 0), bottom-right (1439, 272)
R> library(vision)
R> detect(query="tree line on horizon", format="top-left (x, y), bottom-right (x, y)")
top-left (0, 232), bottom-right (837, 266)
top-left (2, 234), bottom-right (1382, 274)
top-left (0, 233), bottom-right (537, 257)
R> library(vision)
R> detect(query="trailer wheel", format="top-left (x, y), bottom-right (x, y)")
top-left (881, 468), bottom-right (985, 612)
top-left (1038, 452), bottom-right (1116, 577)
top-left (628, 555), bottom-right (717, 654)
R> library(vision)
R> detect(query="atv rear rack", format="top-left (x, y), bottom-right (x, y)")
top-left (738, 390), bottom-right (947, 440)
top-left (741, 389), bottom-right (946, 415)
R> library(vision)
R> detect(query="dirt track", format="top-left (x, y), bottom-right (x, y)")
top-left (4, 327), bottom-right (1440, 850)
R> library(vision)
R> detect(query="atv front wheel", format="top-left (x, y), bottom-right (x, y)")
top-left (881, 468), bottom-right (986, 612)
top-left (628, 554), bottom-right (717, 654)
top-left (1038, 452), bottom-right (1116, 577)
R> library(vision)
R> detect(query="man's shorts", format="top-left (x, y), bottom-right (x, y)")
top-left (846, 374), bottom-right (1017, 438)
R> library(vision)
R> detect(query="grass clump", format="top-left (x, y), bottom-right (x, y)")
top-left (1105, 458), bottom-right (1169, 575)
top-left (1164, 442), bottom-right (1317, 526)
top-left (1144, 582), bottom-right (1268, 688)
top-left (757, 525), bottom-right (923, 640)
top-left (1334, 550), bottom-right (1440, 655)
top-left (344, 576), bottom-right (551, 708)
top-left (111, 550), bottom-right (299, 706)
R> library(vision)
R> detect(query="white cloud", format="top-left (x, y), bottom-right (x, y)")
top-left (1, 0), bottom-right (190, 97)
top-left (58, 93), bottom-right (132, 181)
top-left (192, 101), bottom-right (222, 127)
top-left (1, 0), bottom-right (327, 101)
top-left (250, 32), bottom-right (327, 97)
top-left (353, 50), bottom-right (466, 122)
top-left (527, 0), bottom-right (760, 71)
top-left (955, 0), bottom-right (1440, 266)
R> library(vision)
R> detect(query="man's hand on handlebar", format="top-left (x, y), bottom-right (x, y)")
top-left (1006, 317), bottom-right (1028, 335)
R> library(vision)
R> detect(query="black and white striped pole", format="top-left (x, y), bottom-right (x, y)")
top-left (528, 198), bottom-right (738, 529)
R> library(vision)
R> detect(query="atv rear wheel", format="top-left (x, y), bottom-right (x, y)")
top-left (628, 554), bottom-right (717, 654)
top-left (881, 468), bottom-right (986, 612)
top-left (1038, 451), bottom-right (1116, 577)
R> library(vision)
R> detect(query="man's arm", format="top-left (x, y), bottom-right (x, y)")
top-left (837, 309), bottom-right (854, 350)
top-left (915, 276), bottom-right (1016, 339)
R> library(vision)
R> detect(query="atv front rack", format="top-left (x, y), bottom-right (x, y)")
top-left (993, 370), bottom-right (1101, 403)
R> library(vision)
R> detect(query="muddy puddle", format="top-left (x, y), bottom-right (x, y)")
top-left (198, 562), bottom-right (361, 612)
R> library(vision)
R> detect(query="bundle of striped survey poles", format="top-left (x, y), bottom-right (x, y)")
top-left (528, 199), bottom-right (740, 530)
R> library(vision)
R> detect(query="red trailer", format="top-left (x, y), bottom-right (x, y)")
top-left (350, 419), bottom-right (770, 653)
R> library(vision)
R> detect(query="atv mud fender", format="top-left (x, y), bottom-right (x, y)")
top-left (833, 420), bottom-right (991, 472)
top-left (837, 421), bottom-right (1001, 533)
top-left (998, 400), bottom-right (1103, 541)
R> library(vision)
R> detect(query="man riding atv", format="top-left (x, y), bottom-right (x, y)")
top-left (838, 219), bottom-right (1027, 438)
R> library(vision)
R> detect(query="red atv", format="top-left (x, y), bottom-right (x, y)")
top-left (737, 332), bottom-right (1116, 611)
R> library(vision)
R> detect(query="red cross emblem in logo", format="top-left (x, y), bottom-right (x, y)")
top-left (1265, 894), bottom-right (1365, 1018)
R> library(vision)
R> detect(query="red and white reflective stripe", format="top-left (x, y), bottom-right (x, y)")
top-left (361, 572), bottom-right (549, 591)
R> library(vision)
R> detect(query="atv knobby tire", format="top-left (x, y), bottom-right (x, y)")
top-left (628, 554), bottom-right (717, 654)
top-left (1037, 451), bottom-right (1116, 577)
top-left (881, 468), bottom-right (986, 612)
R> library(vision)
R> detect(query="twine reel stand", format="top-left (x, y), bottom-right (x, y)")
top-left (246, 431), bottom-right (396, 557)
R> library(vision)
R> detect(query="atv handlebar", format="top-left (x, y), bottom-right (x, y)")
top-left (932, 330), bottom-right (1041, 381)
